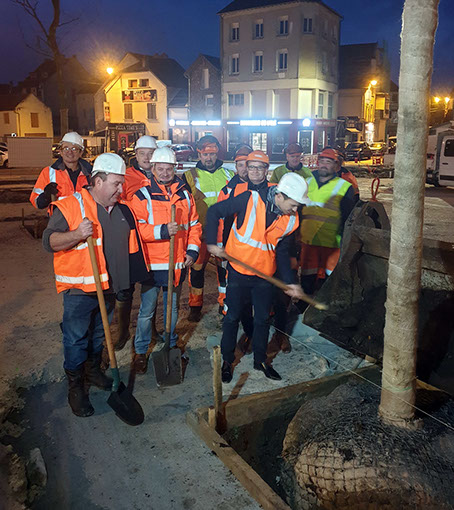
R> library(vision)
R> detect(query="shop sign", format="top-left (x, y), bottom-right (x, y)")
top-left (103, 102), bottom-right (110, 122)
top-left (122, 89), bottom-right (157, 102)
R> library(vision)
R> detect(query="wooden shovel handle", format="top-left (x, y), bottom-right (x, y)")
top-left (87, 235), bottom-right (117, 369)
top-left (165, 205), bottom-right (176, 334)
top-left (223, 252), bottom-right (328, 311)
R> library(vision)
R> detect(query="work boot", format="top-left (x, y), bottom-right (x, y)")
top-left (237, 334), bottom-right (252, 355)
top-left (84, 352), bottom-right (113, 391)
top-left (187, 306), bottom-right (202, 323)
top-left (133, 353), bottom-right (148, 374)
top-left (114, 300), bottom-right (132, 351)
top-left (269, 331), bottom-right (292, 354)
top-left (65, 368), bottom-right (94, 417)
top-left (221, 361), bottom-right (233, 383)
top-left (253, 361), bottom-right (282, 381)
top-left (281, 335), bottom-right (292, 354)
top-left (151, 314), bottom-right (163, 343)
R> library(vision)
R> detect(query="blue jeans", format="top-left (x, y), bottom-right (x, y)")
top-left (62, 293), bottom-right (115, 370)
top-left (134, 284), bottom-right (181, 354)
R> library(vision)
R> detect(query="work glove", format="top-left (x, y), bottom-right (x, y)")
top-left (41, 182), bottom-right (59, 207)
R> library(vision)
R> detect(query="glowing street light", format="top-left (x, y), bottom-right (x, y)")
top-left (106, 67), bottom-right (114, 75)
top-left (444, 97), bottom-right (450, 104)
top-left (370, 80), bottom-right (378, 86)
top-left (434, 96), bottom-right (441, 103)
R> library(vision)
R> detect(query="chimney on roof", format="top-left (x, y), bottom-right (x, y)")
top-left (141, 55), bottom-right (146, 68)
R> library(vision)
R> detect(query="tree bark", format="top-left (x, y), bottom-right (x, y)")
top-left (379, 0), bottom-right (439, 424)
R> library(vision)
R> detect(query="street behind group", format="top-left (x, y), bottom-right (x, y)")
top-left (31, 131), bottom-right (358, 417)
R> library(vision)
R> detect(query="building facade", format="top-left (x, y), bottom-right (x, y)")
top-left (219, 0), bottom-right (340, 159)
top-left (95, 53), bottom-right (188, 151)
top-left (0, 93), bottom-right (53, 139)
top-left (337, 43), bottom-right (391, 146)
top-left (184, 54), bottom-right (223, 143)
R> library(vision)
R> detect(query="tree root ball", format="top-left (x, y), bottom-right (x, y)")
top-left (280, 382), bottom-right (454, 510)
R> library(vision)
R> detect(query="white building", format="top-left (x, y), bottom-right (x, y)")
top-left (219, 0), bottom-right (340, 158)
top-left (95, 53), bottom-right (188, 151)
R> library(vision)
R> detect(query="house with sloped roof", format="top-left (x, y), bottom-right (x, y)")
top-left (95, 52), bottom-right (188, 149)
top-left (0, 93), bottom-right (53, 139)
top-left (184, 54), bottom-right (222, 143)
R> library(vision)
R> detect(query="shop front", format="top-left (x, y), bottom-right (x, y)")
top-left (107, 123), bottom-right (146, 152)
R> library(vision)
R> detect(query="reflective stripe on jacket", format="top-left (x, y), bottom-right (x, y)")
top-left (225, 190), bottom-right (298, 277)
top-left (129, 176), bottom-right (202, 286)
top-left (53, 188), bottom-right (140, 293)
top-left (269, 164), bottom-right (312, 184)
top-left (300, 176), bottom-right (352, 248)
top-left (184, 166), bottom-right (235, 227)
top-left (30, 161), bottom-right (91, 208)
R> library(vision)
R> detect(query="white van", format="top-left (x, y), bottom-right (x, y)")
top-left (426, 129), bottom-right (454, 186)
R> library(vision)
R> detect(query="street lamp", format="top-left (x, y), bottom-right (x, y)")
top-left (434, 96), bottom-right (441, 103)
top-left (370, 80), bottom-right (378, 86)
top-left (106, 67), bottom-right (114, 75)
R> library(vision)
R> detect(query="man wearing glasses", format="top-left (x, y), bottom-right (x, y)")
top-left (30, 132), bottom-right (92, 209)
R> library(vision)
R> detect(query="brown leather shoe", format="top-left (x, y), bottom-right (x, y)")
top-left (133, 353), bottom-right (148, 374)
top-left (281, 334), bottom-right (292, 354)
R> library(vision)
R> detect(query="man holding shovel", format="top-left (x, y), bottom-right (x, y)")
top-left (206, 165), bottom-right (309, 383)
top-left (42, 153), bottom-right (148, 417)
top-left (129, 147), bottom-right (202, 374)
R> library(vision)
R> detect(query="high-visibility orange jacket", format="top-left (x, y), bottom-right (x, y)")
top-left (225, 190), bottom-right (299, 277)
top-left (30, 158), bottom-right (92, 209)
top-left (52, 188), bottom-right (143, 294)
top-left (129, 175), bottom-right (202, 286)
top-left (216, 174), bottom-right (248, 245)
top-left (122, 163), bottom-right (150, 201)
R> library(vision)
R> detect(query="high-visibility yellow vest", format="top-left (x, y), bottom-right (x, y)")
top-left (184, 166), bottom-right (234, 226)
top-left (300, 176), bottom-right (352, 248)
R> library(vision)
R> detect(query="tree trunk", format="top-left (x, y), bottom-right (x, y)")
top-left (379, 0), bottom-right (439, 424)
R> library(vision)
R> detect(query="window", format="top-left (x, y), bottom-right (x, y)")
top-left (147, 103), bottom-right (157, 120)
top-left (231, 23), bottom-right (240, 41)
top-left (139, 79), bottom-right (149, 87)
top-left (124, 103), bottom-right (133, 120)
top-left (254, 20), bottom-right (263, 39)
top-left (30, 113), bottom-right (39, 127)
top-left (228, 93), bottom-right (244, 106)
top-left (327, 93), bottom-right (333, 119)
top-left (253, 51), bottom-right (263, 73)
top-left (279, 17), bottom-right (289, 36)
top-left (277, 50), bottom-right (288, 71)
top-left (323, 19), bottom-right (328, 38)
top-left (202, 68), bottom-right (210, 89)
top-left (318, 92), bottom-right (324, 118)
top-left (128, 79), bottom-right (138, 88)
top-left (230, 54), bottom-right (239, 75)
top-left (321, 52), bottom-right (328, 74)
top-left (445, 139), bottom-right (454, 157)
top-left (3, 112), bottom-right (9, 124)
top-left (205, 94), bottom-right (214, 107)
top-left (303, 18), bottom-right (313, 33)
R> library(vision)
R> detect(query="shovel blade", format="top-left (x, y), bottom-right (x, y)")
top-left (107, 381), bottom-right (144, 426)
top-left (152, 346), bottom-right (183, 387)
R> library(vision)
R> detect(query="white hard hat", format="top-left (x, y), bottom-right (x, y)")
top-left (150, 147), bottom-right (177, 165)
top-left (276, 173), bottom-right (309, 204)
top-left (135, 135), bottom-right (157, 150)
top-left (92, 153), bottom-right (126, 176)
top-left (60, 132), bottom-right (84, 149)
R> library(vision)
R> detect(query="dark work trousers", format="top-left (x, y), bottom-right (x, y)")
top-left (222, 267), bottom-right (274, 364)
top-left (273, 287), bottom-right (291, 334)
top-left (116, 284), bottom-right (135, 303)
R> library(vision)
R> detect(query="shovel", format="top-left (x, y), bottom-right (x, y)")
top-left (223, 252), bottom-right (328, 311)
top-left (87, 235), bottom-right (144, 426)
top-left (152, 205), bottom-right (183, 387)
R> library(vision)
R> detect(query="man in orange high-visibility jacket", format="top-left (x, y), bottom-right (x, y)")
top-left (128, 147), bottom-right (202, 374)
top-left (42, 153), bottom-right (148, 418)
top-left (30, 132), bottom-right (92, 209)
top-left (206, 157), bottom-right (309, 384)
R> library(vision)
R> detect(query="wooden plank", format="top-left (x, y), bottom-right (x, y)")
top-left (187, 410), bottom-right (291, 510)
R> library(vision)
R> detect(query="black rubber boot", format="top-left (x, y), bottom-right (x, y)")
top-left (114, 300), bottom-right (132, 351)
top-left (85, 352), bottom-right (113, 390)
top-left (187, 306), bottom-right (202, 323)
top-left (65, 368), bottom-right (94, 417)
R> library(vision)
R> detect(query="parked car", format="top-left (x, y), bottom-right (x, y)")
top-left (369, 142), bottom-right (386, 156)
top-left (0, 148), bottom-right (8, 168)
top-left (52, 143), bottom-right (60, 158)
top-left (345, 142), bottom-right (372, 161)
top-left (171, 144), bottom-right (197, 162)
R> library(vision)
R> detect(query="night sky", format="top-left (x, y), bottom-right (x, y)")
top-left (1, 0), bottom-right (453, 94)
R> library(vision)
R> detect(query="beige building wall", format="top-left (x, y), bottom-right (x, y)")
top-left (105, 71), bottom-right (168, 139)
top-left (338, 89), bottom-right (363, 118)
top-left (0, 111), bottom-right (18, 137)
top-left (17, 94), bottom-right (53, 137)
top-left (221, 2), bottom-right (339, 120)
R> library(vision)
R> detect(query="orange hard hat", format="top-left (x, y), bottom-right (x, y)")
top-left (246, 150), bottom-right (270, 166)
top-left (318, 148), bottom-right (338, 161)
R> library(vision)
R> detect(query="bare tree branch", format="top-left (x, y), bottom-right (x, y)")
top-left (58, 17), bottom-right (79, 28)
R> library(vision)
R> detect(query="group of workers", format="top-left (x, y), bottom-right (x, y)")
top-left (31, 131), bottom-right (358, 417)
